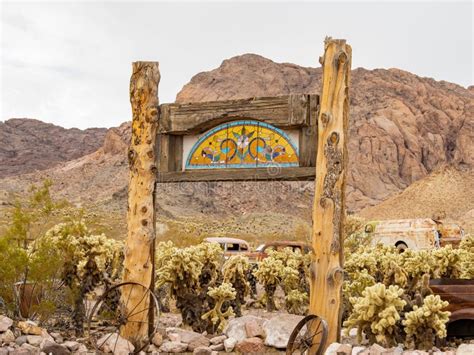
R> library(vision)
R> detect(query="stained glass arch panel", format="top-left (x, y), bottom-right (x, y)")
top-left (185, 120), bottom-right (299, 169)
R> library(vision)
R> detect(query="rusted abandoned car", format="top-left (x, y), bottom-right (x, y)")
top-left (364, 218), bottom-right (464, 252)
top-left (204, 237), bottom-right (250, 259)
top-left (430, 278), bottom-right (474, 339)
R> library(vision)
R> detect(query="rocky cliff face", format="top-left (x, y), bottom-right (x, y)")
top-left (0, 118), bottom-right (107, 178)
top-left (177, 54), bottom-right (473, 211)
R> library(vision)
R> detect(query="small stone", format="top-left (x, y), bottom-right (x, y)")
top-left (74, 344), bottom-right (88, 354)
top-left (210, 343), bottom-right (224, 351)
top-left (336, 344), bottom-right (352, 355)
top-left (1, 329), bottom-right (15, 343)
top-left (352, 346), bottom-right (366, 355)
top-left (168, 332), bottom-right (181, 342)
top-left (159, 341), bottom-right (188, 353)
top-left (9, 349), bottom-right (32, 355)
top-left (152, 332), bottom-right (163, 347)
top-left (368, 343), bottom-right (388, 355)
top-left (63, 341), bottom-right (80, 351)
top-left (245, 320), bottom-right (265, 338)
top-left (16, 335), bottom-right (28, 346)
top-left (97, 333), bottom-right (135, 355)
top-left (0, 348), bottom-right (8, 355)
top-left (147, 344), bottom-right (160, 354)
top-left (402, 351), bottom-right (428, 355)
top-left (18, 321), bottom-right (43, 335)
top-left (41, 329), bottom-right (54, 342)
top-left (457, 344), bottom-right (474, 355)
top-left (263, 314), bottom-right (304, 348)
top-left (210, 335), bottom-right (227, 345)
top-left (27, 335), bottom-right (44, 347)
top-left (224, 315), bottom-right (266, 343)
top-left (50, 332), bottom-right (63, 342)
top-left (0, 315), bottom-right (13, 332)
top-left (193, 346), bottom-right (213, 355)
top-left (325, 342), bottom-right (343, 355)
top-left (41, 340), bottom-right (71, 355)
top-left (235, 337), bottom-right (265, 354)
top-left (224, 337), bottom-right (237, 352)
top-left (187, 334), bottom-right (210, 351)
top-left (21, 342), bottom-right (41, 355)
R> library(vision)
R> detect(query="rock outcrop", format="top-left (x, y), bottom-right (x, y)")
top-left (0, 118), bottom-right (107, 178)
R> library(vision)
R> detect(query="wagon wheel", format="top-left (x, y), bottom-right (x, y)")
top-left (87, 282), bottom-right (160, 354)
top-left (286, 314), bottom-right (328, 355)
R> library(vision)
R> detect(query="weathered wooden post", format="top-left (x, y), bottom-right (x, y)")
top-left (122, 62), bottom-right (160, 343)
top-left (309, 38), bottom-right (352, 347)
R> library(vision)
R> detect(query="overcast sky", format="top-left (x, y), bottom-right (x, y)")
top-left (1, 1), bottom-right (472, 129)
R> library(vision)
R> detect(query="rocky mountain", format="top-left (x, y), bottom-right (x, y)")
top-left (178, 54), bottom-right (473, 211)
top-left (0, 119), bottom-right (107, 178)
top-left (1, 54), bottom-right (472, 240)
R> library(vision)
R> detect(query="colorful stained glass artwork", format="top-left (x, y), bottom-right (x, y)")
top-left (185, 120), bottom-right (299, 169)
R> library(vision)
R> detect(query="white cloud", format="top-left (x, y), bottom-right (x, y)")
top-left (1, 1), bottom-right (472, 129)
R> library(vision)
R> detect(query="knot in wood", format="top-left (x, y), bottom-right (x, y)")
top-left (321, 112), bottom-right (331, 126)
top-left (127, 149), bottom-right (136, 166)
top-left (327, 132), bottom-right (340, 146)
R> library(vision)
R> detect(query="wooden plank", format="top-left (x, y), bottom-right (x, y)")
top-left (157, 134), bottom-right (170, 172)
top-left (157, 167), bottom-right (316, 182)
top-left (309, 38), bottom-right (352, 349)
top-left (159, 95), bottom-right (311, 134)
top-left (169, 135), bottom-right (183, 172)
top-left (298, 95), bottom-right (319, 167)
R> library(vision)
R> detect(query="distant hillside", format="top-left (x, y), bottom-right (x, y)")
top-left (0, 118), bottom-right (107, 178)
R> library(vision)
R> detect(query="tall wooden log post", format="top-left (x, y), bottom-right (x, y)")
top-left (310, 38), bottom-right (352, 348)
top-left (122, 62), bottom-right (160, 344)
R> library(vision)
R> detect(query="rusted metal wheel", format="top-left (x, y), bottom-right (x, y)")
top-left (286, 314), bottom-right (328, 355)
top-left (87, 282), bottom-right (160, 354)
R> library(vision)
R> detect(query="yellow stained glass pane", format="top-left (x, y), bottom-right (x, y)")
top-left (186, 120), bottom-right (298, 169)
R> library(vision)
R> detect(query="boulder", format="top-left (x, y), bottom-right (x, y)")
top-left (236, 337), bottom-right (266, 354)
top-left (159, 341), bottom-right (188, 353)
top-left (0, 348), bottom-right (8, 355)
top-left (9, 349), bottom-right (33, 355)
top-left (245, 319), bottom-right (265, 338)
top-left (193, 346), bottom-right (213, 355)
top-left (97, 333), bottom-right (135, 355)
top-left (0, 315), bottom-right (13, 332)
top-left (209, 335), bottom-right (227, 345)
top-left (457, 344), bottom-right (474, 355)
top-left (224, 337), bottom-right (237, 352)
top-left (168, 332), bottom-right (181, 342)
top-left (224, 315), bottom-right (266, 343)
top-left (18, 321), bottom-right (43, 335)
top-left (263, 314), bottom-right (304, 349)
top-left (50, 332), bottom-right (63, 343)
top-left (41, 340), bottom-right (71, 355)
top-left (1, 329), bottom-right (15, 344)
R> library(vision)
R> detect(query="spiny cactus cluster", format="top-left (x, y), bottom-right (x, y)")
top-left (155, 241), bottom-right (251, 333)
top-left (344, 284), bottom-right (406, 347)
top-left (253, 248), bottom-right (310, 314)
top-left (403, 295), bottom-right (450, 350)
top-left (343, 236), bottom-right (474, 349)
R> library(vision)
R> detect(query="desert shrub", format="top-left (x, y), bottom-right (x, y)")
top-left (403, 295), bottom-right (450, 350)
top-left (253, 248), bottom-right (310, 314)
top-left (155, 241), bottom-right (236, 333)
top-left (222, 255), bottom-right (251, 317)
top-left (344, 283), bottom-right (406, 347)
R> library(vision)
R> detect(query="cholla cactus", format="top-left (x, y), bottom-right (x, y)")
top-left (285, 289), bottom-right (308, 315)
top-left (344, 283), bottom-right (406, 347)
top-left (201, 282), bottom-right (236, 332)
top-left (403, 295), bottom-right (450, 350)
top-left (155, 241), bottom-right (225, 332)
top-left (253, 256), bottom-right (283, 311)
top-left (223, 255), bottom-right (250, 316)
